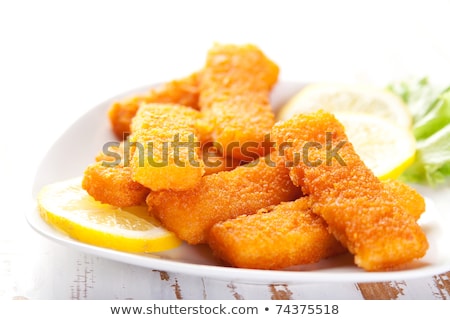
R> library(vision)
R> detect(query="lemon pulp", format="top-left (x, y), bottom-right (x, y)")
top-left (334, 113), bottom-right (416, 180)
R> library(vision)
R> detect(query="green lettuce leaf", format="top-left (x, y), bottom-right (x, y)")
top-left (401, 123), bottom-right (450, 185)
top-left (388, 78), bottom-right (450, 186)
top-left (413, 88), bottom-right (450, 140)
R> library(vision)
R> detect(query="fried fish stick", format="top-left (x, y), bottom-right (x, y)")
top-left (199, 44), bottom-right (278, 160)
top-left (271, 111), bottom-right (428, 271)
top-left (208, 197), bottom-right (346, 269)
top-left (208, 180), bottom-right (422, 270)
top-left (109, 72), bottom-right (200, 139)
top-left (208, 179), bottom-right (424, 270)
top-left (82, 142), bottom-right (150, 207)
top-left (129, 103), bottom-right (205, 191)
top-left (146, 156), bottom-right (302, 244)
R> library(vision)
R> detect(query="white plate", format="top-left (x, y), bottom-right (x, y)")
top-left (27, 81), bottom-right (450, 284)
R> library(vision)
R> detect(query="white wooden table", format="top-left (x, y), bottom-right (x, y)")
top-left (1, 0), bottom-right (450, 301)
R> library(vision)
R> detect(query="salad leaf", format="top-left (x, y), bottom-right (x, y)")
top-left (387, 77), bottom-right (438, 122)
top-left (401, 123), bottom-right (450, 185)
top-left (388, 78), bottom-right (450, 186)
top-left (413, 88), bottom-right (450, 140)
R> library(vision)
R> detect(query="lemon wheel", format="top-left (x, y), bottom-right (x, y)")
top-left (37, 177), bottom-right (181, 253)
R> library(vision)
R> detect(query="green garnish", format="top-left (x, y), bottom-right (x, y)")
top-left (388, 78), bottom-right (450, 186)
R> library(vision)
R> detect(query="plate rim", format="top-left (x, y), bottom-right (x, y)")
top-left (26, 201), bottom-right (450, 284)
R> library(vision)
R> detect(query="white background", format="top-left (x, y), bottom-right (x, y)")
top-left (1, 0), bottom-right (449, 299)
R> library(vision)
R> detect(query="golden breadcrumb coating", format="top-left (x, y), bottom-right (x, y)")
top-left (82, 142), bottom-right (150, 207)
top-left (208, 197), bottom-right (346, 269)
top-left (129, 103), bottom-right (205, 191)
top-left (198, 43), bottom-right (279, 160)
top-left (201, 152), bottom-right (242, 175)
top-left (108, 72), bottom-right (200, 139)
top-left (383, 179), bottom-right (426, 221)
top-left (146, 156), bottom-right (302, 244)
top-left (271, 111), bottom-right (428, 271)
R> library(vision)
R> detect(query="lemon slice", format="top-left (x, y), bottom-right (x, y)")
top-left (37, 177), bottom-right (181, 253)
top-left (334, 112), bottom-right (416, 180)
top-left (278, 83), bottom-right (412, 128)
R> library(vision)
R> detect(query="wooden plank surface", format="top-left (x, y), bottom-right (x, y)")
top-left (3, 233), bottom-right (449, 300)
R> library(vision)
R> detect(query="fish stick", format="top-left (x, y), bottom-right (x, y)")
top-left (108, 72), bottom-right (200, 139)
top-left (208, 179), bottom-right (422, 270)
top-left (208, 180), bottom-right (425, 269)
top-left (199, 44), bottom-right (279, 160)
top-left (208, 197), bottom-right (346, 270)
top-left (82, 142), bottom-right (150, 207)
top-left (271, 111), bottom-right (428, 271)
top-left (129, 103), bottom-right (205, 191)
top-left (146, 156), bottom-right (302, 244)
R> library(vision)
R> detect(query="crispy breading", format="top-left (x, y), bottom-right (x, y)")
top-left (201, 152), bottom-right (242, 175)
top-left (129, 103), bottom-right (205, 191)
top-left (383, 179), bottom-right (426, 221)
top-left (271, 111), bottom-right (429, 271)
top-left (108, 72), bottom-right (200, 139)
top-left (82, 142), bottom-right (150, 207)
top-left (198, 44), bottom-right (278, 160)
top-left (146, 156), bottom-right (302, 244)
top-left (208, 197), bottom-right (346, 269)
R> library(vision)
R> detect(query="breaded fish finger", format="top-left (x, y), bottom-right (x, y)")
top-left (129, 103), bottom-right (205, 191)
top-left (146, 156), bottom-right (302, 244)
top-left (271, 111), bottom-right (428, 271)
top-left (208, 179), bottom-right (424, 270)
top-left (109, 72), bottom-right (200, 139)
top-left (208, 197), bottom-right (346, 269)
top-left (82, 142), bottom-right (150, 207)
top-left (199, 44), bottom-right (279, 160)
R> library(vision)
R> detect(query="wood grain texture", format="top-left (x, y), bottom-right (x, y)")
top-left (171, 279), bottom-right (183, 299)
top-left (227, 283), bottom-right (244, 300)
top-left (4, 236), bottom-right (449, 299)
top-left (357, 281), bottom-right (406, 300)
top-left (71, 255), bottom-right (95, 300)
top-left (152, 270), bottom-right (183, 299)
top-left (269, 284), bottom-right (293, 300)
top-left (432, 271), bottom-right (450, 299)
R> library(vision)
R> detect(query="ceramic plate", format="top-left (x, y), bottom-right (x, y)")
top-left (27, 82), bottom-right (450, 284)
